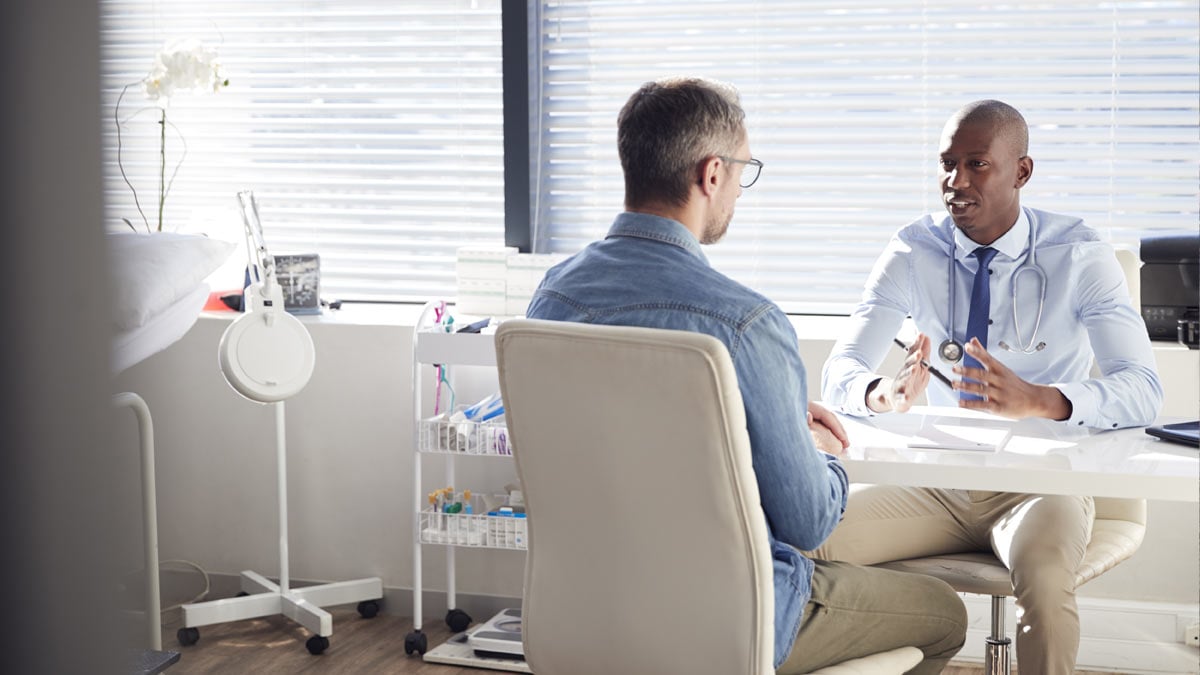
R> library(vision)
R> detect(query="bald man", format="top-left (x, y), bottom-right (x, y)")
top-left (820, 100), bottom-right (1161, 672)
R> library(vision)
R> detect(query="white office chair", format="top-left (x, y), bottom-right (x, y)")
top-left (875, 497), bottom-right (1145, 674)
top-left (495, 319), bottom-right (923, 675)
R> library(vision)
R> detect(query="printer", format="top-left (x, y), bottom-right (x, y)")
top-left (1139, 232), bottom-right (1199, 349)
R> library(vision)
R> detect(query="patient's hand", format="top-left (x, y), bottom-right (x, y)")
top-left (807, 401), bottom-right (849, 456)
top-left (810, 420), bottom-right (847, 457)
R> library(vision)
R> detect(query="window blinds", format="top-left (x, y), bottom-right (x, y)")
top-left (100, 0), bottom-right (505, 302)
top-left (100, 2), bottom-right (1198, 309)
top-left (533, 1), bottom-right (1199, 314)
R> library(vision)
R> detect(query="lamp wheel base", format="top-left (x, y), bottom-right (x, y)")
top-left (306, 635), bottom-right (329, 655)
top-left (357, 600), bottom-right (380, 618)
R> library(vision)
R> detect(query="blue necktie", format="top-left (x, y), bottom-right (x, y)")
top-left (961, 246), bottom-right (998, 400)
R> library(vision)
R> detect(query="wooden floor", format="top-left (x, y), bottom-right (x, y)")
top-left (159, 607), bottom-right (1112, 674)
top-left (162, 608), bottom-right (468, 674)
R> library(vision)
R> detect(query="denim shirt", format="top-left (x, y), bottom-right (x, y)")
top-left (526, 212), bottom-right (849, 668)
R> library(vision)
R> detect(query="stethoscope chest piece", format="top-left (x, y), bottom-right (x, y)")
top-left (941, 211), bottom-right (1048, 361)
top-left (938, 338), bottom-right (964, 364)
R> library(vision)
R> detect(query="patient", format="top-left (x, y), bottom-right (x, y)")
top-left (820, 99), bottom-right (1163, 672)
top-left (525, 76), bottom-right (966, 673)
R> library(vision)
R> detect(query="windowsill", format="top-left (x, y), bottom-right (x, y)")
top-left (201, 301), bottom-right (432, 328)
top-left (200, 302), bottom-right (1198, 353)
top-left (202, 302), bottom-right (851, 336)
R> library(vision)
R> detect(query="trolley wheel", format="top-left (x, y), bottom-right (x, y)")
top-left (404, 629), bottom-right (427, 655)
top-left (177, 626), bottom-right (200, 646)
top-left (445, 608), bottom-right (472, 633)
top-left (306, 635), bottom-right (330, 655)
top-left (357, 600), bottom-right (381, 619)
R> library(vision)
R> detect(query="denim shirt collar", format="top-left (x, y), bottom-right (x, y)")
top-left (606, 211), bottom-right (710, 266)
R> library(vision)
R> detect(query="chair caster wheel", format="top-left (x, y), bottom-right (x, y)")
top-left (306, 635), bottom-right (330, 655)
top-left (357, 599), bottom-right (380, 618)
top-left (404, 629), bottom-right (427, 655)
top-left (177, 626), bottom-right (200, 646)
top-left (446, 608), bottom-right (472, 633)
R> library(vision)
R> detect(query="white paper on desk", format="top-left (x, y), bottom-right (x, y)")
top-left (905, 415), bottom-right (1014, 452)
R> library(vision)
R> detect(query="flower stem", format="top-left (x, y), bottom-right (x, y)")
top-left (115, 84), bottom-right (151, 233)
top-left (157, 108), bottom-right (166, 232)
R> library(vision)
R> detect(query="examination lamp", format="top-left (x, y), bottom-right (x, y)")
top-left (218, 191), bottom-right (315, 402)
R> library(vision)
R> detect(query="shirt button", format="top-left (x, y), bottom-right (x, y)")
top-left (988, 319), bottom-right (993, 325)
top-left (988, 269), bottom-right (994, 275)
top-left (1078, 421), bottom-right (1085, 426)
top-left (1112, 423), bottom-right (1118, 428)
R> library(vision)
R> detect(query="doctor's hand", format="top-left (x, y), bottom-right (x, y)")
top-left (866, 333), bottom-right (932, 414)
top-left (954, 338), bottom-right (1072, 421)
top-left (807, 401), bottom-right (850, 456)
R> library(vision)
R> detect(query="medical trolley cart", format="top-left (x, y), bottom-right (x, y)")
top-left (404, 301), bottom-right (528, 657)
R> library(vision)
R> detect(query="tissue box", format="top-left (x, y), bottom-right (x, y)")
top-left (456, 278), bottom-right (506, 316)
top-left (456, 245), bottom-right (517, 282)
top-left (505, 253), bottom-right (567, 316)
top-left (456, 245), bottom-right (518, 315)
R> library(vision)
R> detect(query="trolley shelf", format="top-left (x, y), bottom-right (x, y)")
top-left (419, 413), bottom-right (513, 456)
top-left (418, 509), bottom-right (528, 550)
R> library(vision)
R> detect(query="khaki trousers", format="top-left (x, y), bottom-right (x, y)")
top-left (810, 486), bottom-right (1095, 674)
top-left (778, 560), bottom-right (967, 674)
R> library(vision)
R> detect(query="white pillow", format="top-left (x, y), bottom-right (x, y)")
top-left (110, 232), bottom-right (236, 330)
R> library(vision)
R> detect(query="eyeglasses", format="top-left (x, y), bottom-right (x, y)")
top-left (718, 156), bottom-right (764, 188)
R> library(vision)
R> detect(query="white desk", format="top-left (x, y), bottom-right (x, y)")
top-left (837, 407), bottom-right (1198, 502)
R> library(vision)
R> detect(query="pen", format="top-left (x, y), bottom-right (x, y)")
top-left (892, 338), bottom-right (954, 389)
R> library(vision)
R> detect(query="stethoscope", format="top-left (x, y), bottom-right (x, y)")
top-left (938, 211), bottom-right (1049, 364)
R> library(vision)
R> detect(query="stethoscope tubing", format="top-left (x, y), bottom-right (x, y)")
top-left (942, 209), bottom-right (1047, 363)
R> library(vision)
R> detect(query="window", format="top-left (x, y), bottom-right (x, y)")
top-left (532, 1), bottom-right (1200, 313)
top-left (101, 2), bottom-right (1199, 310)
top-left (101, 0), bottom-right (505, 302)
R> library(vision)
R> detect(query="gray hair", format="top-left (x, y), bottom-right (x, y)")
top-left (617, 77), bottom-right (746, 209)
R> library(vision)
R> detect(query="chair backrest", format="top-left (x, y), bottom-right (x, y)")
top-left (495, 319), bottom-right (775, 675)
top-left (1114, 247), bottom-right (1141, 313)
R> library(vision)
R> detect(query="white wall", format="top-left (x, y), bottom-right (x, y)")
top-left (114, 307), bottom-right (1198, 613)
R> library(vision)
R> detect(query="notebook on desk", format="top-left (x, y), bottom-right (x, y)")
top-left (1145, 420), bottom-right (1200, 448)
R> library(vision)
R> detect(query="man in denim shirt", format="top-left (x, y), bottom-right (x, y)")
top-left (526, 77), bottom-right (966, 673)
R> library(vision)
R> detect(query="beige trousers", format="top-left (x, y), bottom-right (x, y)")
top-left (810, 486), bottom-right (1095, 674)
top-left (778, 560), bottom-right (967, 674)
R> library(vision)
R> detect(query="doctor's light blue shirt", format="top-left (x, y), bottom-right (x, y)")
top-left (822, 207), bottom-right (1162, 429)
top-left (526, 212), bottom-right (849, 668)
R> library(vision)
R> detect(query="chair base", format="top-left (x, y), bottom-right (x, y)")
top-left (984, 635), bottom-right (1011, 675)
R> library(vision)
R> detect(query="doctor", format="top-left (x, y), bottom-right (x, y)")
top-left (820, 99), bottom-right (1162, 672)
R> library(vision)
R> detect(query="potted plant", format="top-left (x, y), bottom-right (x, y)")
top-left (115, 38), bottom-right (229, 233)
